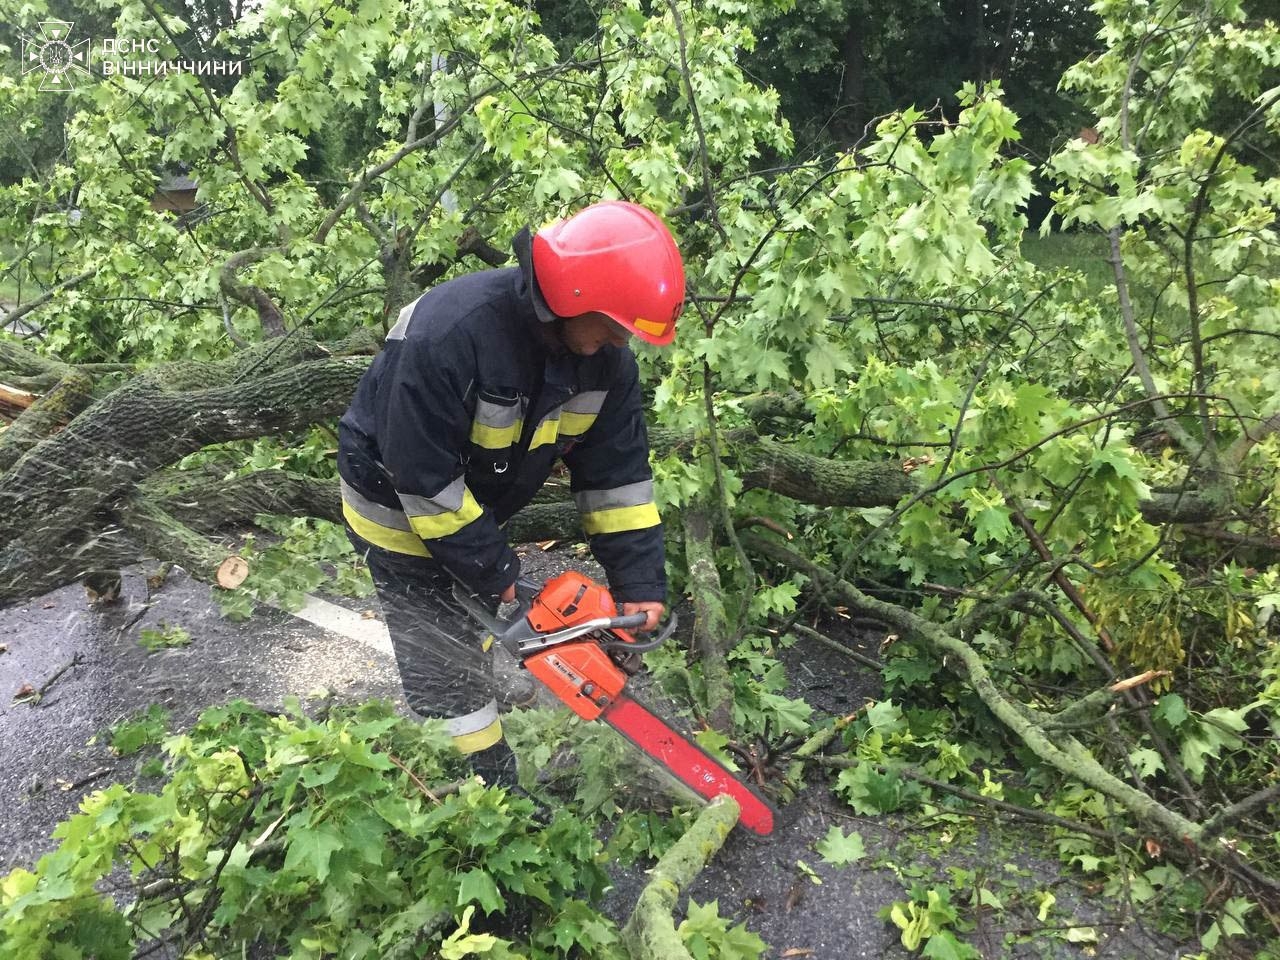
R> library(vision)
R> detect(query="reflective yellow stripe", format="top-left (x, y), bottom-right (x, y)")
top-left (452, 717), bottom-right (503, 754)
top-left (529, 415), bottom-right (560, 450)
top-left (580, 502), bottom-right (661, 535)
top-left (342, 502), bottom-right (431, 557)
top-left (559, 411), bottom-right (598, 436)
top-left (633, 317), bottom-right (667, 337)
top-left (470, 420), bottom-right (523, 448)
top-left (471, 397), bottom-right (523, 449)
top-left (406, 488), bottom-right (484, 539)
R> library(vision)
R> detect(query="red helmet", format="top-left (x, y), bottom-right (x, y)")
top-left (532, 201), bottom-right (685, 346)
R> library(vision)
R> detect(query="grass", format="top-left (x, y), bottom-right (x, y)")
top-left (1020, 230), bottom-right (1115, 295)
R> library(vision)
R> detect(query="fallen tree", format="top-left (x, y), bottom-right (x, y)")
top-left (0, 335), bottom-right (920, 610)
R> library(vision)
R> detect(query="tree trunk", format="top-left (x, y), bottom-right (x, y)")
top-left (682, 506), bottom-right (734, 730)
top-left (837, 18), bottom-right (867, 147)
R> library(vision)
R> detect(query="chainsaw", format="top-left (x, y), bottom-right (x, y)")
top-left (454, 571), bottom-right (776, 836)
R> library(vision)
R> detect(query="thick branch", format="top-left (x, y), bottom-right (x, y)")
top-left (219, 248), bottom-right (287, 338)
top-left (117, 496), bottom-right (243, 585)
top-left (144, 467), bottom-right (342, 531)
top-left (0, 268), bottom-right (97, 326)
top-left (0, 371), bottom-right (94, 473)
top-left (1226, 409), bottom-right (1280, 471)
top-left (649, 427), bottom-right (915, 508)
top-left (682, 506), bottom-right (734, 730)
top-left (740, 531), bottom-right (1213, 850)
top-left (1107, 228), bottom-right (1198, 457)
top-left (620, 795), bottom-right (740, 960)
top-left (0, 353), bottom-right (370, 606)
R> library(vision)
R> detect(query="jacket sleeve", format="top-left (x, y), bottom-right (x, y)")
top-left (376, 332), bottom-right (520, 597)
top-left (563, 351), bottom-right (666, 604)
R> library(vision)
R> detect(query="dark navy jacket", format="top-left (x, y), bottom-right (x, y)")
top-left (337, 230), bottom-right (666, 602)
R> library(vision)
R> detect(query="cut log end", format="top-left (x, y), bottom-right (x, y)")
top-left (216, 556), bottom-right (250, 589)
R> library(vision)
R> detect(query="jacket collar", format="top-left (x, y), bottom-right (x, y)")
top-left (512, 227), bottom-right (558, 325)
top-left (512, 226), bottom-right (582, 394)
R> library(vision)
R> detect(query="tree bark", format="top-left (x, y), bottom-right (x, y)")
top-left (649, 427), bottom-right (917, 507)
top-left (682, 506), bottom-right (734, 730)
top-left (620, 795), bottom-right (740, 960)
top-left (0, 371), bottom-right (94, 473)
top-left (0, 341), bottom-right (368, 607)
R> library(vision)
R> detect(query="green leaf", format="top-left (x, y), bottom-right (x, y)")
top-left (922, 930), bottom-right (980, 960)
top-left (1153, 694), bottom-right (1189, 729)
top-left (815, 826), bottom-right (866, 866)
top-left (457, 868), bottom-right (506, 915)
top-left (283, 822), bottom-right (345, 882)
top-left (1128, 748), bottom-right (1164, 779)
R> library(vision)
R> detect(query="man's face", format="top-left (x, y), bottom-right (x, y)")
top-left (559, 312), bottom-right (632, 355)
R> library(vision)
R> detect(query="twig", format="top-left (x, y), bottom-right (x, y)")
top-left (1201, 782), bottom-right (1280, 842)
top-left (15, 654), bottom-right (83, 706)
top-left (735, 516), bottom-right (793, 539)
top-left (817, 756), bottom-right (1116, 840)
top-left (1000, 485), bottom-right (1115, 652)
top-left (387, 753), bottom-right (441, 804)
top-left (786, 621), bottom-right (883, 672)
top-left (60, 766), bottom-right (112, 791)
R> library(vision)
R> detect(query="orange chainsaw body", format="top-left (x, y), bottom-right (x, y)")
top-left (524, 643), bottom-right (626, 721)
top-left (499, 571), bottom-right (777, 835)
top-left (520, 571), bottom-right (637, 721)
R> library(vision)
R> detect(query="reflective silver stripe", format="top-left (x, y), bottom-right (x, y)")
top-left (560, 390), bottom-right (607, 437)
top-left (387, 295), bottom-right (424, 340)
top-left (340, 478), bottom-right (413, 531)
top-left (475, 398), bottom-right (522, 428)
top-left (399, 475), bottom-right (467, 516)
top-left (445, 699), bottom-right (499, 738)
top-left (573, 479), bottom-right (654, 513)
top-left (563, 390), bottom-right (607, 415)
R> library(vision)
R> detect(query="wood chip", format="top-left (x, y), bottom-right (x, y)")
top-left (1108, 669), bottom-right (1170, 692)
top-left (216, 556), bottom-right (250, 589)
top-left (782, 951), bottom-right (815, 958)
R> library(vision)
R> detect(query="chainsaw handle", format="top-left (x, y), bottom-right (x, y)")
top-left (604, 611), bottom-right (679, 652)
top-left (609, 612), bottom-right (650, 630)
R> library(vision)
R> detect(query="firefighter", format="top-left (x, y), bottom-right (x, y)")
top-left (337, 201), bottom-right (684, 786)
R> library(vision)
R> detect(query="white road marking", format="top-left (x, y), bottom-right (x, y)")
top-left (290, 595), bottom-right (392, 655)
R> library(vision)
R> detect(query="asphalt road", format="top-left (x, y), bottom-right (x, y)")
top-left (0, 556), bottom-right (1184, 958)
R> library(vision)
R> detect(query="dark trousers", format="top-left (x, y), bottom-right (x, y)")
top-left (344, 527), bottom-right (505, 756)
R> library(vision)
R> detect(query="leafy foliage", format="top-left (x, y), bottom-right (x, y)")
top-left (1, 700), bottom-right (631, 959)
top-left (4, 0), bottom-right (1280, 952)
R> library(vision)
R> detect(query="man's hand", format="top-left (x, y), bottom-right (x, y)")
top-left (500, 582), bottom-right (516, 604)
top-left (620, 601), bottom-right (664, 632)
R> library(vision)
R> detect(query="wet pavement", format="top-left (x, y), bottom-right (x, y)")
top-left (0, 563), bottom-right (403, 870)
top-left (0, 552), bottom-right (1185, 958)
